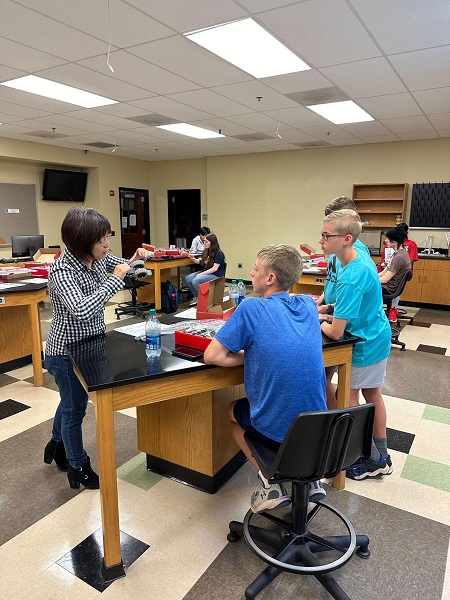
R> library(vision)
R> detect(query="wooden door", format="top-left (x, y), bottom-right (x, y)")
top-left (119, 188), bottom-right (150, 258)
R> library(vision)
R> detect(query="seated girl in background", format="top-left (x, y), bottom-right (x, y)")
top-left (189, 226), bottom-right (210, 253)
top-left (185, 233), bottom-right (225, 306)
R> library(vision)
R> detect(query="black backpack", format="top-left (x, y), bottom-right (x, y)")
top-left (161, 280), bottom-right (179, 313)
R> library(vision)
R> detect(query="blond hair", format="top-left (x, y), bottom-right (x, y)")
top-left (322, 209), bottom-right (362, 240)
top-left (324, 196), bottom-right (356, 216)
top-left (257, 244), bottom-right (303, 290)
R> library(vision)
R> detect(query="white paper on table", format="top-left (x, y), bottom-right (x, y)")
top-left (115, 322), bottom-right (178, 336)
top-left (17, 278), bottom-right (48, 284)
top-left (0, 282), bottom-right (27, 290)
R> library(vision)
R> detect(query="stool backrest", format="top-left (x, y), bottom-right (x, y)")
top-left (383, 269), bottom-right (412, 301)
top-left (246, 404), bottom-right (375, 482)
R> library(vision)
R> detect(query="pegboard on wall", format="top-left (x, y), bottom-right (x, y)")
top-left (409, 182), bottom-right (450, 228)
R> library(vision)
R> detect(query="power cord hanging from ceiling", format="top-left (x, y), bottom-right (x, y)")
top-left (106, 0), bottom-right (115, 73)
top-left (276, 109), bottom-right (282, 139)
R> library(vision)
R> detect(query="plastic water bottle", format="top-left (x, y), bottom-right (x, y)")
top-left (229, 280), bottom-right (239, 306)
top-left (237, 279), bottom-right (246, 305)
top-left (145, 309), bottom-right (161, 357)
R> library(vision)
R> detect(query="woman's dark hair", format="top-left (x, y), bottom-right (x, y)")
top-left (201, 232), bottom-right (223, 269)
top-left (199, 226), bottom-right (210, 236)
top-left (61, 207), bottom-right (111, 262)
top-left (398, 222), bottom-right (409, 238)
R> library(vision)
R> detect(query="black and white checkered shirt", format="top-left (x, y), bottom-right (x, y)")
top-left (45, 249), bottom-right (126, 355)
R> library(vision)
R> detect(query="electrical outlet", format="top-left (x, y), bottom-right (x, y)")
top-left (0, 297), bottom-right (5, 305)
top-left (238, 263), bottom-right (243, 268)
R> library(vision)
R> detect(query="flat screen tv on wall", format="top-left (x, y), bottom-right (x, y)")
top-left (42, 169), bottom-right (88, 202)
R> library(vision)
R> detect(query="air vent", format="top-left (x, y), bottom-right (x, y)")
top-left (286, 87), bottom-right (349, 106)
top-left (127, 114), bottom-right (179, 126)
top-left (232, 133), bottom-right (275, 141)
top-left (85, 142), bottom-right (116, 149)
top-left (294, 141), bottom-right (333, 148)
top-left (25, 131), bottom-right (68, 139)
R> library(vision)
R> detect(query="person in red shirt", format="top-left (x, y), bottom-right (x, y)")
top-left (379, 223), bottom-right (417, 322)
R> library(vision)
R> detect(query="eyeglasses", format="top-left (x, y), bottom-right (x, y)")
top-left (97, 234), bottom-right (112, 247)
top-left (320, 232), bottom-right (346, 241)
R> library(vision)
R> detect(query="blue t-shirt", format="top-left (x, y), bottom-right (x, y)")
top-left (215, 293), bottom-right (326, 443)
top-left (333, 253), bottom-right (391, 367)
top-left (202, 250), bottom-right (225, 277)
top-left (324, 239), bottom-right (372, 304)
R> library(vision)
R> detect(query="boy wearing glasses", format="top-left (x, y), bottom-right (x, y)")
top-left (44, 208), bottom-right (150, 490)
top-left (318, 210), bottom-right (392, 481)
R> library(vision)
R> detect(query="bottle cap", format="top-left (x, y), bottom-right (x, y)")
top-left (149, 308), bottom-right (156, 315)
top-left (232, 279), bottom-right (237, 283)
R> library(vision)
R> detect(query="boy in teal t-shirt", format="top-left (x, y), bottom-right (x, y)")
top-left (318, 209), bottom-right (392, 481)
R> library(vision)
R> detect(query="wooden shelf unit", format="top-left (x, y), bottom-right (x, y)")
top-left (352, 183), bottom-right (408, 229)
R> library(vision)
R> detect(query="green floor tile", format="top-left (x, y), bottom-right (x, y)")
top-left (423, 405), bottom-right (450, 425)
top-left (117, 452), bottom-right (162, 490)
top-left (402, 455), bottom-right (450, 493)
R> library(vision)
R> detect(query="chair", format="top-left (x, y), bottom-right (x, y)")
top-left (382, 270), bottom-right (413, 350)
top-left (115, 277), bottom-right (152, 319)
top-left (227, 404), bottom-right (375, 600)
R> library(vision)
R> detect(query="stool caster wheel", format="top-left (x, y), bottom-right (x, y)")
top-left (357, 546), bottom-right (370, 559)
top-left (227, 530), bottom-right (240, 542)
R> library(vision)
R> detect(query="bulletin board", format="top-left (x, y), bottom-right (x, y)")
top-left (0, 183), bottom-right (39, 243)
top-left (409, 182), bottom-right (450, 228)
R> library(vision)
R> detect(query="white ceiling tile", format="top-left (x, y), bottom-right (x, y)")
top-left (80, 51), bottom-right (201, 95)
top-left (61, 109), bottom-right (143, 130)
top-left (0, 100), bottom-right (52, 119)
top-left (428, 113), bottom-right (450, 129)
top-left (364, 135), bottom-right (401, 143)
top-left (320, 58), bottom-right (406, 98)
top-left (264, 106), bottom-right (329, 128)
top-left (225, 112), bottom-right (283, 133)
top-left (0, 65), bottom-right (26, 81)
top-left (413, 88), bottom-right (450, 115)
top-left (438, 130), bottom-right (450, 138)
top-left (349, 0), bottom-right (450, 54)
top-left (94, 103), bottom-right (158, 119)
top-left (328, 138), bottom-right (366, 146)
top-left (238, 0), bottom-right (305, 10)
top-left (258, 0), bottom-right (381, 68)
top-left (0, 86), bottom-right (83, 113)
top-left (339, 121), bottom-right (392, 137)
top-left (128, 37), bottom-right (251, 88)
top-left (260, 70), bottom-right (332, 95)
top-left (397, 131), bottom-right (439, 140)
top-left (299, 124), bottom-right (352, 141)
top-left (124, 0), bottom-right (248, 33)
top-left (34, 114), bottom-right (117, 133)
top-left (380, 115), bottom-right (436, 133)
top-left (129, 96), bottom-right (214, 122)
top-left (167, 89), bottom-right (250, 117)
top-left (13, 0), bottom-right (174, 47)
top-left (389, 47), bottom-right (450, 91)
top-left (189, 118), bottom-right (255, 136)
top-left (0, 1), bottom-right (107, 60)
top-left (211, 81), bottom-right (298, 111)
top-left (0, 37), bottom-right (67, 72)
top-left (357, 93), bottom-right (423, 119)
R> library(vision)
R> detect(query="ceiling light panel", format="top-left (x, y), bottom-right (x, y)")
top-left (155, 123), bottom-right (225, 139)
top-left (306, 100), bottom-right (374, 124)
top-left (185, 18), bottom-right (310, 78)
top-left (0, 76), bottom-right (117, 108)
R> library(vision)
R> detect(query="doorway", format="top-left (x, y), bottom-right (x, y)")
top-left (119, 187), bottom-right (150, 258)
top-left (167, 189), bottom-right (201, 249)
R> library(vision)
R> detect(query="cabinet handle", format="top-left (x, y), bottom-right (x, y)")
top-left (418, 275), bottom-right (421, 283)
top-left (424, 275), bottom-right (427, 283)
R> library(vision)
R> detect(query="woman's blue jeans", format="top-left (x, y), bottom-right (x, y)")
top-left (45, 354), bottom-right (89, 468)
top-left (184, 272), bottom-right (219, 297)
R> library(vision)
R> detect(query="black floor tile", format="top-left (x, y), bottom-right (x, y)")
top-left (56, 527), bottom-right (149, 592)
top-left (0, 399), bottom-right (30, 420)
top-left (387, 427), bottom-right (415, 454)
top-left (0, 373), bottom-right (20, 387)
top-left (416, 344), bottom-right (446, 355)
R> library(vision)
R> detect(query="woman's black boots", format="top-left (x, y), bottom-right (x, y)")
top-left (67, 457), bottom-right (99, 489)
top-left (44, 439), bottom-right (69, 472)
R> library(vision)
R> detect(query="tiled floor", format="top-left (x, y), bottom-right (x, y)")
top-left (1, 292), bottom-right (449, 600)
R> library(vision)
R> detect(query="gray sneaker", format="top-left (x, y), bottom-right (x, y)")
top-left (309, 480), bottom-right (326, 503)
top-left (250, 481), bottom-right (291, 513)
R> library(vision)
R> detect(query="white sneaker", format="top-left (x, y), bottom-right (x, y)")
top-left (309, 480), bottom-right (326, 503)
top-left (250, 481), bottom-right (291, 513)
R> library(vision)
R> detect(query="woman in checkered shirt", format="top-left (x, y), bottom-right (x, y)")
top-left (43, 207), bottom-right (150, 490)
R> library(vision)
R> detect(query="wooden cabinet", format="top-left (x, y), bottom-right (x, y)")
top-left (400, 259), bottom-right (450, 306)
top-left (353, 183), bottom-right (408, 229)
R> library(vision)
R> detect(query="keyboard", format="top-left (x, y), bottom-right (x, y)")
top-left (0, 256), bottom-right (32, 263)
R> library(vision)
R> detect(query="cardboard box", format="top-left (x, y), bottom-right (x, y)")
top-left (196, 277), bottom-right (236, 321)
top-left (33, 248), bottom-right (59, 263)
top-left (174, 330), bottom-right (212, 351)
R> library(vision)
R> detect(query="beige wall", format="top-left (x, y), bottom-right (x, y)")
top-left (1, 136), bottom-right (450, 280)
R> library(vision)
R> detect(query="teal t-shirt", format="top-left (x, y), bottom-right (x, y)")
top-left (333, 252), bottom-right (391, 367)
top-left (324, 239), bottom-right (372, 304)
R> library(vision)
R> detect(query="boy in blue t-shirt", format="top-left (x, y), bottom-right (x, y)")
top-left (204, 244), bottom-right (327, 513)
top-left (318, 209), bottom-right (392, 480)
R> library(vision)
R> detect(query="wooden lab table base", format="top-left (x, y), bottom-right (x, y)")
top-left (85, 341), bottom-right (353, 580)
top-left (138, 257), bottom-right (193, 313)
top-left (0, 286), bottom-right (46, 386)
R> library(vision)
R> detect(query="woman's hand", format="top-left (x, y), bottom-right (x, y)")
top-left (114, 263), bottom-right (131, 280)
top-left (189, 255), bottom-right (200, 264)
top-left (129, 248), bottom-right (150, 263)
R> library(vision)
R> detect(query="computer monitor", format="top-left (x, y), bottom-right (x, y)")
top-left (11, 234), bottom-right (44, 258)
